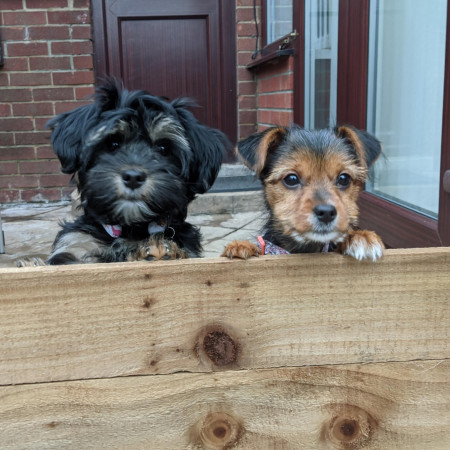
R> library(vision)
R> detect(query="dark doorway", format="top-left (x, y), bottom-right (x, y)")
top-left (91, 0), bottom-right (237, 156)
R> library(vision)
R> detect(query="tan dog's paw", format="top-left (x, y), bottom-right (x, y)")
top-left (129, 236), bottom-right (188, 261)
top-left (339, 230), bottom-right (384, 262)
top-left (222, 240), bottom-right (260, 260)
top-left (16, 257), bottom-right (47, 267)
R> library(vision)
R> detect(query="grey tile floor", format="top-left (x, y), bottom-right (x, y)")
top-left (0, 192), bottom-right (266, 267)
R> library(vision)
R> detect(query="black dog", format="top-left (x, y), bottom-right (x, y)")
top-left (20, 81), bottom-right (228, 265)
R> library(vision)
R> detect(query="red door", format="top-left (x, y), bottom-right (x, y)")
top-left (91, 0), bottom-right (237, 155)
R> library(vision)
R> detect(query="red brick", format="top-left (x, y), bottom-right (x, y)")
top-left (2, 0), bottom-right (25, 10)
top-left (238, 124), bottom-right (257, 140)
top-left (21, 188), bottom-right (64, 202)
top-left (35, 117), bottom-right (53, 131)
top-left (0, 190), bottom-right (21, 203)
top-left (75, 86), bottom-right (95, 100)
top-left (54, 100), bottom-right (92, 114)
top-left (72, 25), bottom-right (91, 40)
top-left (33, 87), bottom-right (74, 101)
top-left (47, 10), bottom-right (90, 25)
top-left (237, 23), bottom-right (257, 37)
top-left (0, 147), bottom-right (36, 160)
top-left (30, 56), bottom-right (71, 71)
top-left (51, 40), bottom-right (92, 55)
top-left (1, 89), bottom-right (33, 103)
top-left (52, 71), bottom-right (94, 86)
top-left (3, 11), bottom-right (47, 26)
top-left (0, 73), bottom-right (8, 86)
top-left (236, 7), bottom-right (256, 22)
top-left (7, 42), bottom-right (48, 57)
top-left (26, 0), bottom-right (69, 8)
top-left (0, 134), bottom-right (15, 146)
top-left (0, 162), bottom-right (18, 176)
top-left (1, 57), bottom-right (29, 71)
top-left (73, 0), bottom-right (89, 7)
top-left (15, 131), bottom-right (51, 145)
top-left (0, 175), bottom-right (39, 189)
top-left (258, 93), bottom-right (293, 109)
top-left (36, 146), bottom-right (56, 159)
top-left (237, 37), bottom-right (257, 52)
top-left (239, 109), bottom-right (257, 124)
top-left (238, 81), bottom-right (256, 95)
top-left (0, 104), bottom-right (12, 117)
top-left (40, 173), bottom-right (72, 187)
top-left (20, 160), bottom-right (61, 174)
top-left (238, 95), bottom-right (257, 109)
top-left (238, 67), bottom-right (254, 82)
top-left (28, 25), bottom-right (71, 40)
top-left (238, 52), bottom-right (256, 66)
top-left (0, 26), bottom-right (26, 40)
top-left (237, 1), bottom-right (260, 9)
top-left (0, 118), bottom-right (34, 132)
top-left (10, 72), bottom-right (52, 86)
top-left (13, 102), bottom-right (54, 117)
top-left (73, 55), bottom-right (94, 70)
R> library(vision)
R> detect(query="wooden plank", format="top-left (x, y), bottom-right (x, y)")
top-left (1, 360), bottom-right (449, 449)
top-left (0, 248), bottom-right (449, 386)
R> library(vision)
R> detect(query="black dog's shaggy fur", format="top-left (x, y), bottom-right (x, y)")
top-left (28, 81), bottom-right (228, 265)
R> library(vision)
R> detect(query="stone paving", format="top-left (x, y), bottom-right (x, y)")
top-left (0, 191), bottom-right (266, 268)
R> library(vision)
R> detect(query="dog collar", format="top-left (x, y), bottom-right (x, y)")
top-left (102, 220), bottom-right (167, 239)
top-left (257, 235), bottom-right (331, 255)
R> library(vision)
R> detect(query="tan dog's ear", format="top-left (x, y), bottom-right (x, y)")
top-left (236, 127), bottom-right (287, 175)
top-left (336, 125), bottom-right (382, 169)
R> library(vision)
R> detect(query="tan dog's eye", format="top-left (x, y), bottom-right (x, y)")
top-left (336, 173), bottom-right (352, 189)
top-left (282, 173), bottom-right (301, 189)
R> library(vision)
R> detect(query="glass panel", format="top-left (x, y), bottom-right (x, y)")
top-left (304, 0), bottom-right (339, 129)
top-left (266, 0), bottom-right (293, 44)
top-left (366, 0), bottom-right (447, 218)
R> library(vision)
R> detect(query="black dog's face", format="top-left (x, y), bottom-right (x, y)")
top-left (48, 82), bottom-right (227, 226)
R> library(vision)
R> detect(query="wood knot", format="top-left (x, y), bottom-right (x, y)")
top-left (322, 404), bottom-right (377, 449)
top-left (195, 325), bottom-right (240, 369)
top-left (191, 412), bottom-right (242, 449)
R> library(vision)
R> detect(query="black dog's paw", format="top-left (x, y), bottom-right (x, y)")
top-left (128, 236), bottom-right (188, 261)
top-left (16, 257), bottom-right (47, 268)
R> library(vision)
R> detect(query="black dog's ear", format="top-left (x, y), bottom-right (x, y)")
top-left (46, 103), bottom-right (97, 174)
top-left (172, 99), bottom-right (229, 195)
top-left (336, 125), bottom-right (382, 168)
top-left (237, 127), bottom-right (288, 175)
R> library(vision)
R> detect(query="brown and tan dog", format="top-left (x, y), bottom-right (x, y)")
top-left (223, 125), bottom-right (384, 261)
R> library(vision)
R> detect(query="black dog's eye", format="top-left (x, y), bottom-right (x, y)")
top-left (105, 135), bottom-right (123, 152)
top-left (155, 139), bottom-right (172, 153)
top-left (336, 173), bottom-right (352, 188)
top-left (282, 173), bottom-right (301, 189)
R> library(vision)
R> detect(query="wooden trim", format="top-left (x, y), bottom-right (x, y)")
top-left (438, 0), bottom-right (450, 245)
top-left (336, 0), bottom-right (370, 128)
top-left (358, 192), bottom-right (442, 248)
top-left (90, 0), bottom-right (108, 80)
top-left (1, 249), bottom-right (449, 447)
top-left (293, 0), bottom-right (305, 125)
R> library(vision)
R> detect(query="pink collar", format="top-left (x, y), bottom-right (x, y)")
top-left (102, 220), bottom-right (167, 238)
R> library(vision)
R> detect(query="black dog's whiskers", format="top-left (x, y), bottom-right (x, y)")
top-left (18, 79), bottom-right (229, 266)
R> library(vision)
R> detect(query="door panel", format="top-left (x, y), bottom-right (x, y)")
top-left (91, 0), bottom-right (236, 152)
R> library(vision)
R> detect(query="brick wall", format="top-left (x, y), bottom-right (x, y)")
top-left (236, 0), bottom-right (294, 135)
top-left (0, 0), bottom-right (94, 203)
top-left (0, 0), bottom-right (294, 204)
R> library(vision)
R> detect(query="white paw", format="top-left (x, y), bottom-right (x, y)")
top-left (343, 236), bottom-right (384, 262)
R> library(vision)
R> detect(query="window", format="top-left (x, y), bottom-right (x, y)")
top-left (266, 0), bottom-right (293, 45)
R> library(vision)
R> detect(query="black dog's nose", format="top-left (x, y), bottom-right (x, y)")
top-left (314, 204), bottom-right (337, 224)
top-left (122, 169), bottom-right (146, 190)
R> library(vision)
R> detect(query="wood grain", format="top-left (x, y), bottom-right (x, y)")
top-left (1, 361), bottom-right (449, 449)
top-left (0, 248), bottom-right (449, 386)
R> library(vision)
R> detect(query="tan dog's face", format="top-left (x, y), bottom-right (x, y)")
top-left (264, 146), bottom-right (367, 245)
top-left (236, 125), bottom-right (382, 247)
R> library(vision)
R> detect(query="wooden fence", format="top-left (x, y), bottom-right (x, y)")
top-left (1, 248), bottom-right (449, 449)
